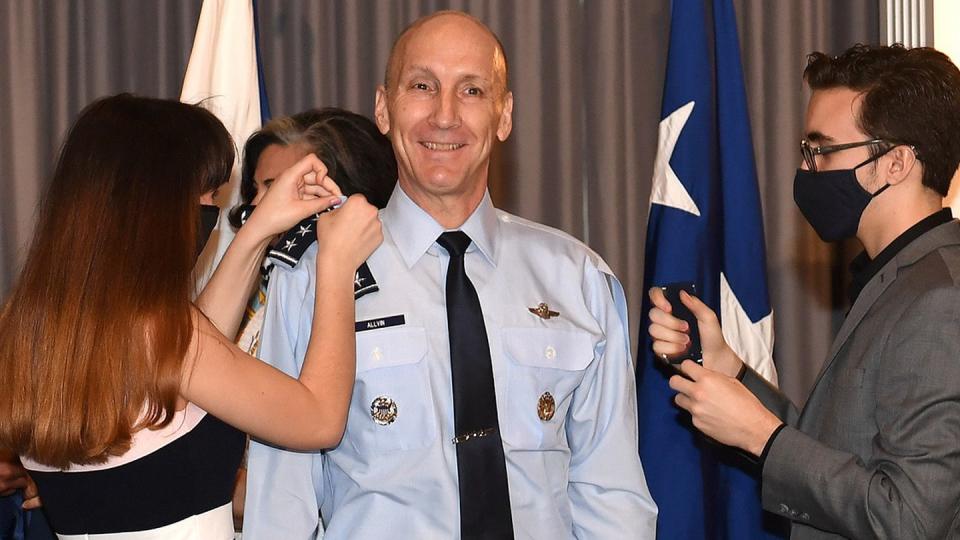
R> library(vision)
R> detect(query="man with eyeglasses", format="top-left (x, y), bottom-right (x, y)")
top-left (648, 43), bottom-right (960, 539)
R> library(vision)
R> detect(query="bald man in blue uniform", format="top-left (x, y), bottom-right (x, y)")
top-left (243, 11), bottom-right (656, 539)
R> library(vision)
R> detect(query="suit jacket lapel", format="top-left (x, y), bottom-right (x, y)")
top-left (816, 264), bottom-right (895, 380)
top-left (807, 221), bottom-right (960, 394)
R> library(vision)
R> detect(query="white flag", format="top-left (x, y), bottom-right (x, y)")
top-left (181, 0), bottom-right (263, 290)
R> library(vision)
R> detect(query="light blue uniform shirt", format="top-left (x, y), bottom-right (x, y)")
top-left (244, 184), bottom-right (657, 539)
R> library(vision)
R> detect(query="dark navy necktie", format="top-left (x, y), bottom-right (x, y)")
top-left (436, 231), bottom-right (514, 539)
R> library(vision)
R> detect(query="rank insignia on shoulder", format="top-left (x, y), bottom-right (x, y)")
top-left (268, 215), bottom-right (319, 268)
top-left (268, 214), bottom-right (379, 300)
top-left (353, 263), bottom-right (378, 299)
top-left (370, 396), bottom-right (398, 425)
top-left (528, 302), bottom-right (560, 320)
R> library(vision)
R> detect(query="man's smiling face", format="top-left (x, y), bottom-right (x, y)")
top-left (375, 13), bottom-right (513, 208)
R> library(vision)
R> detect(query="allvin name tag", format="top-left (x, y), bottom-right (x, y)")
top-left (355, 314), bottom-right (406, 332)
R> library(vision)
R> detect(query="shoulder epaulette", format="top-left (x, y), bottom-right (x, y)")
top-left (268, 214), bottom-right (379, 300)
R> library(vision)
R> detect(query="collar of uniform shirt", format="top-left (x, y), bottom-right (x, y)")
top-left (382, 183), bottom-right (501, 269)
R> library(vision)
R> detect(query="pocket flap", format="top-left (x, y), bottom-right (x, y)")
top-left (356, 327), bottom-right (428, 372)
top-left (502, 327), bottom-right (594, 371)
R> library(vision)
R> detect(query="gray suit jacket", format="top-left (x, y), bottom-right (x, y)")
top-left (743, 220), bottom-right (960, 539)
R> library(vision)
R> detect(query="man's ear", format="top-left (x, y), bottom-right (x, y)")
top-left (374, 86), bottom-right (390, 135)
top-left (496, 91), bottom-right (514, 142)
top-left (883, 144), bottom-right (920, 186)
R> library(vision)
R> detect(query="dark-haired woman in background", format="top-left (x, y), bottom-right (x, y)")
top-left (0, 94), bottom-right (381, 538)
top-left (230, 108), bottom-right (396, 357)
top-left (226, 109), bottom-right (396, 531)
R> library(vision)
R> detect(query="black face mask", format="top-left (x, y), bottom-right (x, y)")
top-left (197, 205), bottom-right (220, 257)
top-left (793, 156), bottom-right (891, 242)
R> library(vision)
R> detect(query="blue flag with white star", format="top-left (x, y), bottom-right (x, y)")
top-left (636, 0), bottom-right (787, 537)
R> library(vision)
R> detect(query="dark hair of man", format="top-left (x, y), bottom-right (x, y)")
top-left (804, 43), bottom-right (960, 196)
top-left (0, 94), bottom-right (234, 468)
top-left (228, 108), bottom-right (397, 228)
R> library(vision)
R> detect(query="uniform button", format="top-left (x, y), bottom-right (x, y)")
top-left (789, 509), bottom-right (799, 518)
top-left (371, 347), bottom-right (383, 361)
top-left (545, 346), bottom-right (557, 359)
top-left (778, 503), bottom-right (790, 514)
top-left (799, 513), bottom-right (809, 521)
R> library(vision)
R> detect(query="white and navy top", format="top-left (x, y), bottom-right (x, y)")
top-left (22, 403), bottom-right (244, 539)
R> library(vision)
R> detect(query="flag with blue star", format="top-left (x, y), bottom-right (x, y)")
top-left (637, 0), bottom-right (787, 537)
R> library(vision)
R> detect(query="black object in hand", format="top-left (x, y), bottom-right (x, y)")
top-left (659, 282), bottom-right (702, 364)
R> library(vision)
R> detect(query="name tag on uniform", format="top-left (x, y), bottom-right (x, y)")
top-left (355, 314), bottom-right (406, 332)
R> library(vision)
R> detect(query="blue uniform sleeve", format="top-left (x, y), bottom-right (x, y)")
top-left (566, 260), bottom-right (658, 538)
top-left (242, 260), bottom-right (325, 539)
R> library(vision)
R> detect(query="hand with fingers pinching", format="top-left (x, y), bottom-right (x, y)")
top-left (314, 194), bottom-right (383, 272)
top-left (242, 153), bottom-right (346, 242)
top-left (647, 287), bottom-right (782, 457)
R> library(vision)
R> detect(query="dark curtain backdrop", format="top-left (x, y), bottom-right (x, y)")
top-left (0, 0), bottom-right (877, 404)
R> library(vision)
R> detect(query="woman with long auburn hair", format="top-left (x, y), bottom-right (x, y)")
top-left (0, 94), bottom-right (382, 537)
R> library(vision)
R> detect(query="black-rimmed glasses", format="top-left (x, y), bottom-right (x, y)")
top-left (800, 138), bottom-right (887, 172)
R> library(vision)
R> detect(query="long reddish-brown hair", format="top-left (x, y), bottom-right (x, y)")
top-left (0, 94), bottom-right (234, 468)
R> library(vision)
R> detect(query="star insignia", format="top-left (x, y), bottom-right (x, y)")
top-left (296, 225), bottom-right (312, 237)
top-left (283, 238), bottom-right (298, 251)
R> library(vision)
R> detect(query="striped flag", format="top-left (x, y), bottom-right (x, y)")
top-left (636, 0), bottom-right (787, 537)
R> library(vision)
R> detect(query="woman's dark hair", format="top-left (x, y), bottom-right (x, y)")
top-left (228, 108), bottom-right (397, 228)
top-left (0, 94), bottom-right (234, 467)
top-left (805, 44), bottom-right (960, 196)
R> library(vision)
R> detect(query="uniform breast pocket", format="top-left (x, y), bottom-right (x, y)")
top-left (501, 327), bottom-right (595, 449)
top-left (348, 327), bottom-right (437, 452)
